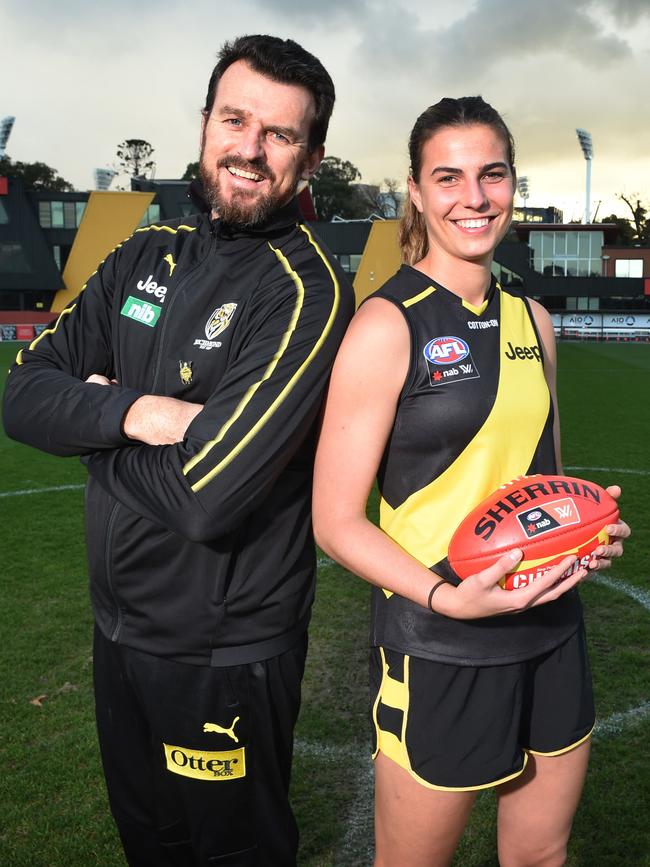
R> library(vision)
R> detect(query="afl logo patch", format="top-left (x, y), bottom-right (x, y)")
top-left (423, 336), bottom-right (470, 365)
top-left (206, 303), bottom-right (237, 340)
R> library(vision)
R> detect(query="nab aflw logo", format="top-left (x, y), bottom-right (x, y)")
top-left (516, 497), bottom-right (580, 539)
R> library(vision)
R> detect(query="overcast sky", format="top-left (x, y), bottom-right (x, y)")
top-left (2, 0), bottom-right (649, 222)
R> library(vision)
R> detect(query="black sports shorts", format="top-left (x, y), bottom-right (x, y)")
top-left (370, 626), bottom-right (595, 791)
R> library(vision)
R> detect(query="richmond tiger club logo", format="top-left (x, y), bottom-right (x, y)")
top-left (423, 335), bottom-right (480, 387)
top-left (194, 302), bottom-right (238, 351)
top-left (178, 360), bottom-right (193, 385)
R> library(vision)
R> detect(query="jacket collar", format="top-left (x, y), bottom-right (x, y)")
top-left (188, 178), bottom-right (302, 238)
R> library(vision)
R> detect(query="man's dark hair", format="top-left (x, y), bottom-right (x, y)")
top-left (203, 36), bottom-right (336, 152)
top-left (203, 34), bottom-right (335, 153)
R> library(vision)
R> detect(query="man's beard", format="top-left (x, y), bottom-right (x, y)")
top-left (200, 153), bottom-right (300, 229)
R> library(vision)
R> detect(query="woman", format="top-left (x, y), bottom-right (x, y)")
top-left (313, 97), bottom-right (629, 867)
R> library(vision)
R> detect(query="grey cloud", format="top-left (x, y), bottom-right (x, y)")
top-left (355, 0), bottom-right (635, 82)
top-left (603, 0), bottom-right (650, 24)
top-left (248, 0), bottom-right (370, 21)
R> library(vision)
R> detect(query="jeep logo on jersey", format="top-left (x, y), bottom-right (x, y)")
top-left (504, 341), bottom-right (542, 362)
top-left (206, 303), bottom-right (237, 340)
top-left (423, 336), bottom-right (470, 365)
top-left (120, 296), bottom-right (161, 327)
top-left (136, 274), bottom-right (167, 301)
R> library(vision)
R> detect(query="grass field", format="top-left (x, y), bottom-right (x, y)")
top-left (1, 340), bottom-right (648, 866)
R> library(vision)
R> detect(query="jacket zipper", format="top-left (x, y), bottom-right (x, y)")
top-left (150, 232), bottom-right (217, 391)
top-left (104, 500), bottom-right (123, 641)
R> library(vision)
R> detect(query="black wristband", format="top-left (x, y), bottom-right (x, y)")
top-left (427, 579), bottom-right (447, 611)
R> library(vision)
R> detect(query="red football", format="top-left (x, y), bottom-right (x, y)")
top-left (448, 475), bottom-right (619, 590)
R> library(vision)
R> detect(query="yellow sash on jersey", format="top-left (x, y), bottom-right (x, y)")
top-left (379, 290), bottom-right (550, 569)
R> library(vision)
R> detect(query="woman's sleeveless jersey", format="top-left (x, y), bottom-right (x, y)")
top-left (372, 266), bottom-right (582, 666)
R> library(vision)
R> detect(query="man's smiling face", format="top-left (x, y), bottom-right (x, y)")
top-left (199, 60), bottom-right (323, 227)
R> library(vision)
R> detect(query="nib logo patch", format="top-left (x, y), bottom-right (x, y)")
top-left (121, 296), bottom-right (161, 327)
top-left (517, 497), bottom-right (580, 539)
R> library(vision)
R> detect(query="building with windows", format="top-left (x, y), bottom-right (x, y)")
top-left (1, 170), bottom-right (648, 331)
top-left (601, 247), bottom-right (650, 280)
top-left (0, 175), bottom-right (327, 311)
top-left (511, 205), bottom-right (563, 224)
top-left (0, 176), bottom-right (184, 310)
top-left (515, 222), bottom-right (618, 278)
top-left (512, 222), bottom-right (649, 312)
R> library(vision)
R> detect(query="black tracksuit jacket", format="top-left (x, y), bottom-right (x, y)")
top-left (3, 193), bottom-right (354, 665)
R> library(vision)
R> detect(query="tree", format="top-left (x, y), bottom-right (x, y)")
top-left (182, 161), bottom-right (199, 181)
top-left (116, 139), bottom-right (156, 179)
top-left (310, 156), bottom-right (366, 221)
top-left (617, 193), bottom-right (648, 245)
top-left (600, 213), bottom-right (635, 246)
top-left (0, 155), bottom-right (73, 190)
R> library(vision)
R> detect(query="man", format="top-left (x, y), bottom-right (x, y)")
top-left (3, 35), bottom-right (354, 865)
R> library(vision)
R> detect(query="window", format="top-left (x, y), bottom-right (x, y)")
top-left (0, 199), bottom-right (8, 224)
top-left (53, 245), bottom-right (61, 270)
top-left (39, 201), bottom-right (51, 227)
top-left (0, 243), bottom-right (31, 273)
top-left (337, 254), bottom-right (351, 271)
top-left (39, 199), bottom-right (87, 228)
top-left (566, 232), bottom-right (578, 256)
top-left (615, 259), bottom-right (643, 278)
top-left (530, 230), bottom-right (604, 276)
top-left (63, 201), bottom-right (76, 228)
top-left (349, 254), bottom-right (362, 273)
top-left (138, 204), bottom-right (161, 227)
top-left (51, 201), bottom-right (64, 228)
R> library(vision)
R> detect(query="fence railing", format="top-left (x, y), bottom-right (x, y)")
top-left (551, 312), bottom-right (650, 342)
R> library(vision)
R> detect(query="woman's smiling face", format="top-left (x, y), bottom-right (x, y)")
top-left (408, 123), bottom-right (515, 268)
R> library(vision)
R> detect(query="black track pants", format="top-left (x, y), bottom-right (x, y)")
top-left (93, 626), bottom-right (307, 866)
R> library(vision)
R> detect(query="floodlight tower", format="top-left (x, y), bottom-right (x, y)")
top-left (94, 168), bottom-right (118, 191)
top-left (0, 116), bottom-right (16, 159)
top-left (575, 128), bottom-right (593, 223)
top-left (517, 175), bottom-right (530, 220)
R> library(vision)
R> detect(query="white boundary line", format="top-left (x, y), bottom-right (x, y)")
top-left (590, 572), bottom-right (650, 612)
top-left (3, 479), bottom-right (646, 853)
top-left (0, 483), bottom-right (85, 498)
top-left (565, 465), bottom-right (650, 477)
top-left (594, 702), bottom-right (650, 738)
top-left (588, 573), bottom-right (650, 735)
top-left (322, 569), bottom-right (650, 861)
